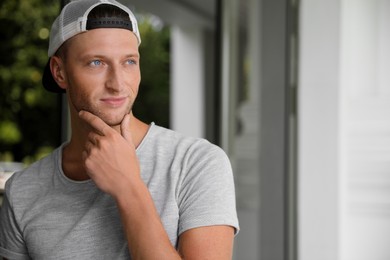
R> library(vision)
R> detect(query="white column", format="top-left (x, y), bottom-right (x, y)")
top-left (298, 0), bottom-right (342, 259)
top-left (170, 26), bottom-right (205, 138)
top-left (340, 1), bottom-right (390, 259)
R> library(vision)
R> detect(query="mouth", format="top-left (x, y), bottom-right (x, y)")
top-left (100, 97), bottom-right (127, 107)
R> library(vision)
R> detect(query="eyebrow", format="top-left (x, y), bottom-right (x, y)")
top-left (78, 53), bottom-right (140, 61)
top-left (124, 53), bottom-right (140, 58)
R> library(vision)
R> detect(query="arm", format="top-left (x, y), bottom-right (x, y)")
top-left (178, 226), bottom-right (235, 259)
top-left (79, 111), bottom-right (236, 259)
top-left (114, 174), bottom-right (180, 259)
top-left (176, 138), bottom-right (238, 259)
top-left (117, 186), bottom-right (235, 260)
top-left (0, 184), bottom-right (29, 259)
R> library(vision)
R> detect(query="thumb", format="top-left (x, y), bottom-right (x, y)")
top-left (120, 114), bottom-right (132, 142)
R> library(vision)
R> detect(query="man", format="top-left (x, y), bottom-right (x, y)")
top-left (0, 0), bottom-right (239, 259)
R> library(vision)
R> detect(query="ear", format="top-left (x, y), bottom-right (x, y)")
top-left (50, 56), bottom-right (68, 90)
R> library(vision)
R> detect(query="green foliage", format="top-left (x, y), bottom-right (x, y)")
top-left (134, 14), bottom-right (170, 128)
top-left (0, 0), bottom-right (62, 162)
top-left (0, 121), bottom-right (21, 144)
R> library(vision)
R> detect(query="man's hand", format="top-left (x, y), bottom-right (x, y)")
top-left (79, 110), bottom-right (140, 197)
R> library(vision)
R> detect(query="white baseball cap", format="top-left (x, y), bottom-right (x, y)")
top-left (42, 0), bottom-right (141, 93)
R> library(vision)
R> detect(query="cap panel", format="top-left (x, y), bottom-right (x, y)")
top-left (48, 0), bottom-right (141, 57)
top-left (48, 0), bottom-right (100, 56)
top-left (48, 16), bottom-right (61, 57)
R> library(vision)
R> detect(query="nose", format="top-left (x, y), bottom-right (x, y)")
top-left (105, 65), bottom-right (124, 93)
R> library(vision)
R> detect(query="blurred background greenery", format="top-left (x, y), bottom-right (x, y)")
top-left (0, 0), bottom-right (170, 165)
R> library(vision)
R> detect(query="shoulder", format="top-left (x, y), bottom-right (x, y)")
top-left (140, 124), bottom-right (228, 162)
top-left (141, 124), bottom-right (196, 146)
top-left (5, 146), bottom-right (61, 204)
top-left (152, 125), bottom-right (232, 178)
top-left (142, 123), bottom-right (221, 150)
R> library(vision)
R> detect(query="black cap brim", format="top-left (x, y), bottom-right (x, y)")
top-left (42, 58), bottom-right (66, 93)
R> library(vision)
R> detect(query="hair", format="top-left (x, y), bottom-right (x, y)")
top-left (88, 4), bottom-right (130, 20)
top-left (54, 4), bottom-right (130, 60)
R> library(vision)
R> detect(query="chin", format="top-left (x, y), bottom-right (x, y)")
top-left (103, 113), bottom-right (129, 127)
top-left (102, 117), bottom-right (123, 127)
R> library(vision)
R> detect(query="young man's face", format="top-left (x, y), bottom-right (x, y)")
top-left (61, 28), bottom-right (140, 127)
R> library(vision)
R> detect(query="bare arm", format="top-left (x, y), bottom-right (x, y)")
top-left (178, 226), bottom-right (235, 259)
top-left (79, 111), bottom-right (235, 259)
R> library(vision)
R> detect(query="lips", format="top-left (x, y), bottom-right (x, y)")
top-left (100, 97), bottom-right (127, 107)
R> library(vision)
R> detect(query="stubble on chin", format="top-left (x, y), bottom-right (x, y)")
top-left (69, 90), bottom-right (133, 127)
top-left (93, 105), bottom-right (133, 127)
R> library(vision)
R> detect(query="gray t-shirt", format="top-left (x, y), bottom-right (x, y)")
top-left (0, 123), bottom-right (239, 259)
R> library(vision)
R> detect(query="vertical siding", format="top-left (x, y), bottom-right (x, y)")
top-left (341, 0), bottom-right (390, 259)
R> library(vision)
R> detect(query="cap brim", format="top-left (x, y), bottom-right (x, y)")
top-left (42, 58), bottom-right (66, 93)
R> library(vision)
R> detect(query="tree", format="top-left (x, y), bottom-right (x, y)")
top-left (0, 0), bottom-right (61, 163)
top-left (134, 14), bottom-right (170, 128)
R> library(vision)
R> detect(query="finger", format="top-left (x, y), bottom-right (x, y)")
top-left (79, 110), bottom-right (110, 136)
top-left (120, 113), bottom-right (132, 142)
top-left (87, 132), bottom-right (100, 145)
top-left (84, 140), bottom-right (94, 153)
top-left (82, 150), bottom-right (88, 161)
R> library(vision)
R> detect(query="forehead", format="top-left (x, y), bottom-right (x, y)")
top-left (65, 28), bottom-right (139, 54)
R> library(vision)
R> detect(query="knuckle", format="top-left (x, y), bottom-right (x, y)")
top-left (99, 139), bottom-right (110, 150)
top-left (84, 158), bottom-right (93, 170)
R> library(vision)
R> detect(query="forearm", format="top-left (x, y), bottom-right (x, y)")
top-left (114, 179), bottom-right (181, 260)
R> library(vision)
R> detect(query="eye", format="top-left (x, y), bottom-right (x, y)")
top-left (126, 59), bottom-right (137, 65)
top-left (89, 60), bottom-right (102, 66)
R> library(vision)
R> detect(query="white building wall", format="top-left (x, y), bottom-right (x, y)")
top-left (170, 26), bottom-right (205, 138)
top-left (340, 0), bottom-right (390, 259)
top-left (299, 0), bottom-right (390, 259)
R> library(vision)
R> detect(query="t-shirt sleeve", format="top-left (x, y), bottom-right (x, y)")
top-left (177, 141), bottom-right (239, 236)
top-left (0, 181), bottom-right (30, 260)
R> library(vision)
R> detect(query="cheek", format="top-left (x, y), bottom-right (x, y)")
top-left (131, 71), bottom-right (141, 92)
top-left (68, 86), bottom-right (90, 111)
top-left (67, 68), bottom-right (101, 93)
top-left (66, 74), bottom-right (99, 110)
top-left (130, 81), bottom-right (140, 97)
top-left (68, 80), bottom-right (91, 101)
